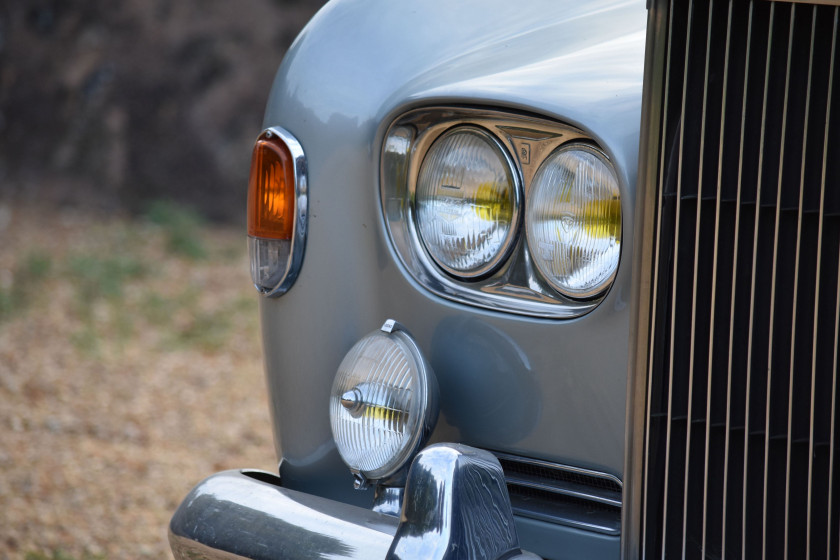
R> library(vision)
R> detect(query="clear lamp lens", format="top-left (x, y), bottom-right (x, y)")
top-left (248, 237), bottom-right (290, 292)
top-left (526, 145), bottom-right (621, 299)
top-left (415, 127), bottom-right (519, 278)
top-left (329, 327), bottom-right (435, 481)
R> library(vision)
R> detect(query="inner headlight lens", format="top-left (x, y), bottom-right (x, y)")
top-left (415, 127), bottom-right (520, 278)
top-left (329, 321), bottom-right (437, 482)
top-left (526, 144), bottom-right (621, 299)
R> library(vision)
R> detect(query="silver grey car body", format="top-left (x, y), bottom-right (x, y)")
top-left (260, 0), bottom-right (644, 555)
top-left (261, 0), bottom-right (644, 483)
top-left (173, 1), bottom-right (645, 559)
top-left (170, 0), bottom-right (840, 557)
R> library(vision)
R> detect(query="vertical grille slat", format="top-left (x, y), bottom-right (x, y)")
top-left (637, 1), bottom-right (840, 558)
top-left (704, 2), bottom-right (737, 555)
top-left (684, 2), bottom-right (718, 555)
top-left (790, 10), bottom-right (820, 559)
top-left (722, 2), bottom-right (756, 553)
top-left (763, 7), bottom-right (797, 555)
top-left (662, 0), bottom-right (699, 556)
top-left (772, 8), bottom-right (801, 559)
top-left (824, 14), bottom-right (839, 560)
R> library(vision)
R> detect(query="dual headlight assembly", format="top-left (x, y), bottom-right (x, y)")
top-left (382, 107), bottom-right (622, 318)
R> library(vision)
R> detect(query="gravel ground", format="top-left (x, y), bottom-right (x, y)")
top-left (0, 203), bottom-right (277, 559)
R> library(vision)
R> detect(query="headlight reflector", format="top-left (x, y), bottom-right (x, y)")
top-left (526, 144), bottom-right (621, 299)
top-left (329, 320), bottom-right (438, 483)
top-left (415, 127), bottom-right (520, 278)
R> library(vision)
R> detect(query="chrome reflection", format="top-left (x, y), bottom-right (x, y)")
top-left (169, 470), bottom-right (397, 560)
top-left (387, 444), bottom-right (541, 560)
top-left (373, 485), bottom-right (404, 517)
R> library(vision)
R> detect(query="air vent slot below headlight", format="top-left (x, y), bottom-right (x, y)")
top-left (492, 452), bottom-right (622, 536)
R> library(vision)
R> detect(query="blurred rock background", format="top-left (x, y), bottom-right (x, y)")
top-left (0, 0), bottom-right (324, 221)
top-left (0, 1), bottom-right (325, 558)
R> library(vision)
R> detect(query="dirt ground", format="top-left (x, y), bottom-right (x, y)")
top-left (0, 203), bottom-right (277, 559)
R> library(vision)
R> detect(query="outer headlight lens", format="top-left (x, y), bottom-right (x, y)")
top-left (415, 127), bottom-right (520, 278)
top-left (329, 320), bottom-right (438, 483)
top-left (526, 144), bottom-right (621, 299)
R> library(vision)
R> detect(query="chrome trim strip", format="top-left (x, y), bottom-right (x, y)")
top-left (824, 10), bottom-right (838, 558)
top-left (509, 505), bottom-right (620, 536)
top-left (254, 126), bottom-right (308, 297)
top-left (380, 107), bottom-right (612, 319)
top-left (702, 3), bottom-right (734, 554)
top-left (504, 477), bottom-right (622, 508)
top-left (625, 0), bottom-right (677, 556)
top-left (636, 0), bottom-right (674, 558)
top-left (742, 5), bottom-right (776, 557)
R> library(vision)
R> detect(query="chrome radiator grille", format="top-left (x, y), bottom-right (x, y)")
top-left (635, 0), bottom-right (840, 558)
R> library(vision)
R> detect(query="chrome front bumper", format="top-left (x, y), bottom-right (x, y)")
top-left (170, 444), bottom-right (542, 560)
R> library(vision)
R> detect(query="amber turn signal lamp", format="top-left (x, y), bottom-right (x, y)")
top-left (248, 133), bottom-right (295, 239)
top-left (247, 127), bottom-right (308, 296)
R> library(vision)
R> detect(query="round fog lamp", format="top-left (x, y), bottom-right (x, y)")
top-left (526, 144), bottom-right (621, 299)
top-left (329, 320), bottom-right (438, 483)
top-left (415, 127), bottom-right (520, 278)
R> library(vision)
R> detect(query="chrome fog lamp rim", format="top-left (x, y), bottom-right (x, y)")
top-left (413, 126), bottom-right (521, 279)
top-left (329, 320), bottom-right (439, 485)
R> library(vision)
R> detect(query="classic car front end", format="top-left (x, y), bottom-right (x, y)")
top-left (170, 0), bottom-right (840, 558)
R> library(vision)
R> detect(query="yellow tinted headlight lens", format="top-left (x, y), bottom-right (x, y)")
top-left (415, 127), bottom-right (520, 278)
top-left (526, 144), bottom-right (621, 299)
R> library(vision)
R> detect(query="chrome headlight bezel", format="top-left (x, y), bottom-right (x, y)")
top-left (380, 107), bottom-right (623, 319)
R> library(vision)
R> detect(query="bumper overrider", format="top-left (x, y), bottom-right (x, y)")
top-left (170, 443), bottom-right (542, 560)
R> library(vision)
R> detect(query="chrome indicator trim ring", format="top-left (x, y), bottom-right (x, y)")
top-left (252, 125), bottom-right (308, 298)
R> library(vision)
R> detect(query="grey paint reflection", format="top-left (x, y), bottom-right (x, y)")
top-left (430, 316), bottom-right (540, 446)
